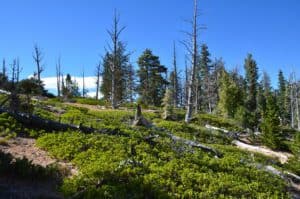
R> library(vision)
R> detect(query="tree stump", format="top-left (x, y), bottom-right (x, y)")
top-left (132, 104), bottom-right (152, 127)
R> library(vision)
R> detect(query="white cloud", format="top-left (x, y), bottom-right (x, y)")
top-left (41, 76), bottom-right (102, 96)
top-left (86, 91), bottom-right (103, 98)
top-left (41, 77), bottom-right (57, 90)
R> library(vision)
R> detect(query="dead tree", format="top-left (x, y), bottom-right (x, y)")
top-left (56, 57), bottom-right (61, 97)
top-left (290, 72), bottom-right (300, 130)
top-left (16, 58), bottom-right (22, 84)
top-left (132, 104), bottom-right (152, 127)
top-left (95, 61), bottom-right (101, 100)
top-left (184, 56), bottom-right (189, 107)
top-left (2, 59), bottom-right (6, 77)
top-left (61, 73), bottom-right (65, 97)
top-left (294, 73), bottom-right (300, 130)
top-left (32, 44), bottom-right (44, 87)
top-left (183, 0), bottom-right (200, 123)
top-left (82, 67), bottom-right (86, 97)
top-left (107, 10), bottom-right (125, 109)
top-left (290, 79), bottom-right (295, 128)
top-left (172, 41), bottom-right (179, 107)
top-left (9, 59), bottom-right (20, 112)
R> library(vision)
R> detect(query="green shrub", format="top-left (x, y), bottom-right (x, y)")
top-left (36, 131), bottom-right (289, 199)
top-left (194, 114), bottom-right (243, 132)
top-left (75, 97), bottom-right (107, 106)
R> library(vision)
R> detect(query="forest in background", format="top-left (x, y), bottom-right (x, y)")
top-left (0, 0), bottom-right (300, 198)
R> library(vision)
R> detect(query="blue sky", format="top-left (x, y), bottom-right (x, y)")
top-left (0, 0), bottom-right (299, 92)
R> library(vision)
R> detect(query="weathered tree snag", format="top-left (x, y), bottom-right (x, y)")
top-left (184, 0), bottom-right (199, 123)
top-left (132, 104), bottom-right (152, 127)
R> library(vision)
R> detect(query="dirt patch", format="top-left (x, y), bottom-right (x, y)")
top-left (0, 136), bottom-right (79, 199)
top-left (0, 137), bottom-right (78, 176)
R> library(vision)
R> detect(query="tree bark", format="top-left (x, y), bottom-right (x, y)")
top-left (56, 57), bottom-right (61, 97)
top-left (95, 62), bottom-right (101, 100)
top-left (185, 0), bottom-right (198, 123)
top-left (33, 44), bottom-right (44, 88)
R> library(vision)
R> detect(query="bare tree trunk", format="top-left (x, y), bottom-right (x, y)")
top-left (184, 57), bottom-right (189, 107)
top-left (107, 10), bottom-right (125, 109)
top-left (82, 67), bottom-right (86, 98)
top-left (61, 73), bottom-right (65, 98)
top-left (10, 59), bottom-right (20, 112)
top-left (194, 81), bottom-right (199, 114)
top-left (56, 57), bottom-right (61, 97)
top-left (290, 82), bottom-right (295, 128)
top-left (2, 59), bottom-right (6, 77)
top-left (111, 73), bottom-right (117, 109)
top-left (291, 72), bottom-right (300, 130)
top-left (33, 44), bottom-right (44, 88)
top-left (173, 41), bottom-right (178, 107)
top-left (16, 58), bottom-right (21, 84)
top-left (296, 85), bottom-right (300, 131)
top-left (185, 0), bottom-right (198, 123)
top-left (95, 62), bottom-right (101, 100)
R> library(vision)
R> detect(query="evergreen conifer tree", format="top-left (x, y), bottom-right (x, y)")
top-left (244, 54), bottom-right (259, 130)
top-left (261, 94), bottom-right (284, 150)
top-left (137, 49), bottom-right (167, 106)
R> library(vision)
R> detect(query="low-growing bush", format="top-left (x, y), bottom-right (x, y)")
top-left (36, 131), bottom-right (289, 199)
top-left (194, 114), bottom-right (243, 132)
top-left (75, 97), bottom-right (107, 106)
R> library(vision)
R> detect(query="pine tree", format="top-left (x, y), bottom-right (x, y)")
top-left (278, 70), bottom-right (287, 124)
top-left (210, 58), bottom-right (225, 112)
top-left (261, 93), bottom-right (284, 150)
top-left (100, 53), bottom-right (112, 102)
top-left (244, 54), bottom-right (259, 130)
top-left (0, 59), bottom-right (8, 89)
top-left (198, 44), bottom-right (212, 112)
top-left (62, 74), bottom-right (80, 98)
top-left (137, 49), bottom-right (167, 106)
top-left (217, 70), bottom-right (243, 118)
top-left (100, 42), bottom-right (131, 104)
top-left (124, 63), bottom-right (135, 103)
top-left (258, 72), bottom-right (271, 116)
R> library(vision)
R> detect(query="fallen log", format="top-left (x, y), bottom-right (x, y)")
top-left (0, 107), bottom-right (128, 137)
top-left (233, 140), bottom-right (292, 164)
top-left (254, 164), bottom-right (300, 199)
top-left (165, 132), bottom-right (222, 158)
top-left (205, 124), bottom-right (293, 164)
top-left (205, 124), bottom-right (239, 139)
